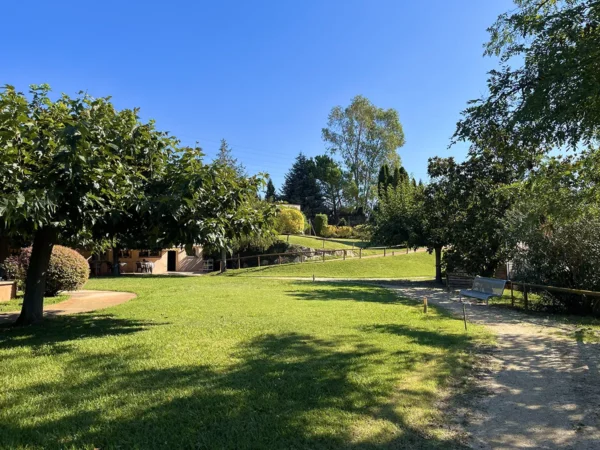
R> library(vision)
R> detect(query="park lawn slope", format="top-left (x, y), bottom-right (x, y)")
top-left (282, 234), bottom-right (368, 249)
top-left (0, 276), bottom-right (487, 449)
top-left (225, 251), bottom-right (435, 279)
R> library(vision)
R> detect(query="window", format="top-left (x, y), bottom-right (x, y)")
top-left (139, 249), bottom-right (161, 258)
top-left (119, 249), bottom-right (132, 258)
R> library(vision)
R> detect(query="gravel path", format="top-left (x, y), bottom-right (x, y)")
top-left (385, 283), bottom-right (600, 450)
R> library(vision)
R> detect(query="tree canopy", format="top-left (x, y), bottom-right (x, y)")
top-left (280, 153), bottom-right (325, 218)
top-left (322, 95), bottom-right (405, 210)
top-left (454, 0), bottom-right (600, 160)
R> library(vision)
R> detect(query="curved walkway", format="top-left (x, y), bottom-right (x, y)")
top-left (0, 290), bottom-right (136, 325)
top-left (383, 282), bottom-right (600, 450)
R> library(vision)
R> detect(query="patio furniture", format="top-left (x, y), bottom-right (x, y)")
top-left (459, 276), bottom-right (507, 305)
top-left (137, 261), bottom-right (154, 274)
top-left (136, 261), bottom-right (143, 273)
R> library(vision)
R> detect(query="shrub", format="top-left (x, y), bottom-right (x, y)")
top-left (0, 255), bottom-right (25, 288)
top-left (314, 214), bottom-right (328, 236)
top-left (276, 207), bottom-right (305, 235)
top-left (335, 226), bottom-right (354, 239)
top-left (17, 246), bottom-right (90, 296)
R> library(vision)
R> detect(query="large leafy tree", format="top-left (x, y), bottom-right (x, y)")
top-left (280, 153), bottom-right (325, 218)
top-left (426, 152), bottom-right (518, 276)
top-left (455, 0), bottom-right (600, 160)
top-left (322, 95), bottom-right (405, 210)
top-left (0, 85), bottom-right (156, 325)
top-left (313, 155), bottom-right (348, 222)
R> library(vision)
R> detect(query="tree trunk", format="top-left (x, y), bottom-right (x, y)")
top-left (16, 227), bottom-right (56, 326)
top-left (0, 235), bottom-right (9, 265)
top-left (112, 246), bottom-right (121, 276)
top-left (434, 246), bottom-right (443, 285)
top-left (220, 248), bottom-right (227, 273)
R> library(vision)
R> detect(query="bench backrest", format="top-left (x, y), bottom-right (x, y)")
top-left (446, 273), bottom-right (474, 290)
top-left (472, 276), bottom-right (506, 296)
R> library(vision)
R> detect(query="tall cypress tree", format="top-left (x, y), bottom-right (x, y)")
top-left (378, 164), bottom-right (390, 198)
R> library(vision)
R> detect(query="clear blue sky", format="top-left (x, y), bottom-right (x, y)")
top-left (2, 0), bottom-right (513, 190)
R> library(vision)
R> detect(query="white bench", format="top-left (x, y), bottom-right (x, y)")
top-left (459, 276), bottom-right (506, 305)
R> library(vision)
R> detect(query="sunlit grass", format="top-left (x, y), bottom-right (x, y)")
top-left (0, 276), bottom-right (488, 449)
top-left (224, 251), bottom-right (435, 279)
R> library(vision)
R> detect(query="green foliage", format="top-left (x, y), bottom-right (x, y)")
top-left (313, 214), bottom-right (328, 236)
top-left (337, 218), bottom-right (347, 227)
top-left (321, 225), bottom-right (356, 239)
top-left (372, 180), bottom-right (420, 247)
top-left (214, 139), bottom-right (246, 177)
top-left (322, 95), bottom-right (405, 210)
top-left (504, 150), bottom-right (600, 315)
top-left (275, 207), bottom-right (305, 235)
top-left (313, 155), bottom-right (350, 221)
top-left (265, 178), bottom-right (276, 202)
top-left (454, 0), bottom-right (600, 160)
top-left (280, 153), bottom-right (325, 218)
top-left (13, 246), bottom-right (89, 296)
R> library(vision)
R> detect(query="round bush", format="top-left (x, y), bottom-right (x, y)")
top-left (314, 214), bottom-right (328, 236)
top-left (276, 207), bottom-right (305, 235)
top-left (19, 245), bottom-right (89, 296)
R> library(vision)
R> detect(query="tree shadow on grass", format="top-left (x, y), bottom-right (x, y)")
top-left (285, 281), bottom-right (420, 305)
top-left (360, 324), bottom-right (475, 350)
top-left (0, 331), bottom-right (469, 450)
top-left (0, 314), bottom-right (162, 352)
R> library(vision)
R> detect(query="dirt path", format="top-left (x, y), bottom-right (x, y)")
top-left (0, 290), bottom-right (136, 325)
top-left (385, 283), bottom-right (600, 450)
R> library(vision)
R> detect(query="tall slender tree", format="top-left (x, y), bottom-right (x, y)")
top-left (280, 153), bottom-right (325, 218)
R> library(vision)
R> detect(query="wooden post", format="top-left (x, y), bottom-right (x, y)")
top-left (322, 251), bottom-right (325, 262)
top-left (301, 252), bottom-right (304, 263)
top-left (359, 248), bottom-right (362, 259)
top-left (313, 274), bottom-right (315, 282)
top-left (238, 255), bottom-right (241, 270)
top-left (258, 256), bottom-right (261, 267)
top-left (523, 285), bottom-right (529, 310)
top-left (392, 251), bottom-right (395, 256)
top-left (343, 250), bottom-right (346, 261)
top-left (278, 255), bottom-right (282, 265)
top-left (423, 297), bottom-right (428, 314)
top-left (463, 304), bottom-right (468, 331)
top-left (510, 281), bottom-right (514, 307)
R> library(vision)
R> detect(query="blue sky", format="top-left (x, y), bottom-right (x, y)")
top-left (2, 0), bottom-right (514, 190)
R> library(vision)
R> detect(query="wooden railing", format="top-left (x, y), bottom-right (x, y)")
top-left (220, 245), bottom-right (410, 271)
top-left (507, 280), bottom-right (600, 311)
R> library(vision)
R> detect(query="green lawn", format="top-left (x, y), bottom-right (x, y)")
top-left (0, 276), bottom-right (488, 449)
top-left (0, 293), bottom-right (68, 313)
top-left (280, 235), bottom-right (393, 257)
top-left (224, 251), bottom-right (435, 279)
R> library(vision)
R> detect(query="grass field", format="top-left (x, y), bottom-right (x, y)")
top-left (280, 235), bottom-right (395, 257)
top-left (0, 276), bottom-right (488, 449)
top-left (225, 251), bottom-right (435, 279)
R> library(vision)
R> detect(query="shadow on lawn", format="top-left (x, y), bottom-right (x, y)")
top-left (0, 314), bottom-right (161, 352)
top-left (285, 281), bottom-right (419, 305)
top-left (0, 329), bottom-right (469, 449)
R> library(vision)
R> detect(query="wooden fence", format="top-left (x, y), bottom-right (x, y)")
top-left (507, 280), bottom-right (600, 313)
top-left (220, 245), bottom-right (408, 271)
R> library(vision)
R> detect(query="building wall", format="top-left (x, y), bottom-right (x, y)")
top-left (81, 246), bottom-right (204, 275)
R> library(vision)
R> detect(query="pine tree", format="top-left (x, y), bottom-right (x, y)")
top-left (378, 164), bottom-right (390, 198)
top-left (215, 139), bottom-right (246, 177)
top-left (265, 178), bottom-right (276, 202)
top-left (280, 153), bottom-right (325, 218)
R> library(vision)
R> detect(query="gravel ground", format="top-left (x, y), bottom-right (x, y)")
top-left (385, 283), bottom-right (600, 450)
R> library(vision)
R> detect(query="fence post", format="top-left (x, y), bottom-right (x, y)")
top-left (238, 255), bottom-right (241, 270)
top-left (322, 251), bottom-right (325, 262)
top-left (301, 252), bottom-right (304, 263)
top-left (258, 256), bottom-right (261, 267)
top-left (359, 248), bottom-right (362, 259)
top-left (523, 284), bottom-right (529, 310)
top-left (510, 281), bottom-right (514, 307)
top-left (343, 250), bottom-right (346, 261)
top-left (278, 255), bottom-right (282, 265)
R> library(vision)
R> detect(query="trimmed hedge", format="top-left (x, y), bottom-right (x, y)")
top-left (314, 214), bottom-right (328, 236)
top-left (13, 246), bottom-right (89, 296)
